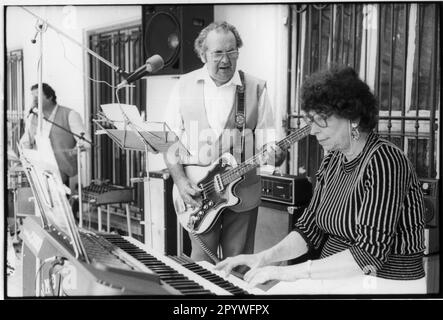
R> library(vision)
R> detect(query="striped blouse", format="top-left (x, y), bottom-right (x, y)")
top-left (294, 131), bottom-right (426, 280)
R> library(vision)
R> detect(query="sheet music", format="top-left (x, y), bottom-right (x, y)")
top-left (99, 104), bottom-right (188, 155)
top-left (19, 135), bottom-right (88, 261)
top-left (101, 103), bottom-right (147, 131)
top-left (27, 135), bottom-right (61, 179)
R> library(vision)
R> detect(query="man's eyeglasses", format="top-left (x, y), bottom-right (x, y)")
top-left (208, 50), bottom-right (239, 62)
top-left (302, 113), bottom-right (329, 128)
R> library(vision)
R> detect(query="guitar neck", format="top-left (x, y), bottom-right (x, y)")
top-left (222, 125), bottom-right (311, 184)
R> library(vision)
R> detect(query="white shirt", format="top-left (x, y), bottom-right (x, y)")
top-left (164, 66), bottom-right (280, 152)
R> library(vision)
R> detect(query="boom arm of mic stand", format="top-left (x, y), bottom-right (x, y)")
top-left (21, 6), bottom-right (127, 77)
top-left (35, 112), bottom-right (94, 146)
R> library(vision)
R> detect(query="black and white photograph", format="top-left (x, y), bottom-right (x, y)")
top-left (1, 0), bottom-right (441, 307)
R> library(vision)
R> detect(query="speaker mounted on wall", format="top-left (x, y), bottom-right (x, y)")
top-left (142, 5), bottom-right (214, 75)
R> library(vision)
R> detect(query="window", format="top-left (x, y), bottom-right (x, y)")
top-left (88, 25), bottom-right (145, 213)
top-left (6, 49), bottom-right (25, 160)
top-left (289, 3), bottom-right (440, 182)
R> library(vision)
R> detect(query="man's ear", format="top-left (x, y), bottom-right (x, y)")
top-left (200, 52), bottom-right (207, 64)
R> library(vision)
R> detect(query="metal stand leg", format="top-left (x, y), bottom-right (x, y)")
top-left (35, 258), bottom-right (41, 297)
top-left (13, 189), bottom-right (19, 243)
top-left (107, 204), bottom-right (110, 232)
top-left (177, 221), bottom-right (183, 256)
top-left (125, 203), bottom-right (132, 237)
top-left (87, 202), bottom-right (91, 229)
top-left (77, 144), bottom-right (83, 228)
top-left (98, 206), bottom-right (102, 232)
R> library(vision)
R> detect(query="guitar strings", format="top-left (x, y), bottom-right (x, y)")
top-left (198, 126), bottom-right (311, 196)
top-left (217, 125), bottom-right (311, 185)
top-left (200, 125), bottom-right (311, 195)
top-left (198, 125), bottom-right (311, 196)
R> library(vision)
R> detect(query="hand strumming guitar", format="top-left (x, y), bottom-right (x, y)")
top-left (175, 177), bottom-right (203, 208)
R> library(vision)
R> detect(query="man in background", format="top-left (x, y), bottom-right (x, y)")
top-left (20, 83), bottom-right (88, 186)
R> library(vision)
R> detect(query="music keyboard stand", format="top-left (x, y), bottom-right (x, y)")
top-left (93, 114), bottom-right (189, 245)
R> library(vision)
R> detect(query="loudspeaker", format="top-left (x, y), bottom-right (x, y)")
top-left (419, 178), bottom-right (440, 255)
top-left (142, 5), bottom-right (214, 75)
top-left (254, 201), bottom-right (306, 254)
top-left (145, 170), bottom-right (177, 255)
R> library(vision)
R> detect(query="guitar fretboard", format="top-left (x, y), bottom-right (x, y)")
top-left (221, 125), bottom-right (311, 185)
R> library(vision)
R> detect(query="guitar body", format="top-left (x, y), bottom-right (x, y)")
top-left (172, 125), bottom-right (311, 235)
top-left (172, 153), bottom-right (242, 234)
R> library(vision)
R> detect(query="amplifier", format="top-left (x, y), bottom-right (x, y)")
top-left (260, 173), bottom-right (312, 206)
top-left (256, 173), bottom-right (313, 256)
top-left (419, 178), bottom-right (439, 255)
top-left (255, 201), bottom-right (307, 254)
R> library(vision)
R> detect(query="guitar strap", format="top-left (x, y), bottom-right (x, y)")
top-left (234, 70), bottom-right (246, 162)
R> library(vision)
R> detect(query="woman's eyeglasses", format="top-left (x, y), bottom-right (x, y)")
top-left (208, 50), bottom-right (239, 62)
top-left (302, 113), bottom-right (329, 128)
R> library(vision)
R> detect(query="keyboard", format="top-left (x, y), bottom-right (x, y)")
top-left (106, 234), bottom-right (267, 295)
top-left (79, 231), bottom-right (134, 269)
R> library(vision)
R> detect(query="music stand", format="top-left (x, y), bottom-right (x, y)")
top-left (93, 104), bottom-right (189, 247)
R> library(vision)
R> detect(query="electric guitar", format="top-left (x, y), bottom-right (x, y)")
top-left (172, 125), bottom-right (311, 234)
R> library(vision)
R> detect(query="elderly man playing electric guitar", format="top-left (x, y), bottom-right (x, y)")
top-left (163, 21), bottom-right (287, 268)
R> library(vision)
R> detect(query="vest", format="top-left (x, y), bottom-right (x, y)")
top-left (178, 70), bottom-right (265, 212)
top-left (50, 105), bottom-right (78, 177)
top-left (28, 106), bottom-right (78, 177)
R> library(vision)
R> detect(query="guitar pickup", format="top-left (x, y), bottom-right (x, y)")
top-left (214, 174), bottom-right (224, 193)
top-left (198, 183), bottom-right (207, 199)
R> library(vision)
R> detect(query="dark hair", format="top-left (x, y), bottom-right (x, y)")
top-left (30, 83), bottom-right (57, 104)
top-left (194, 21), bottom-right (243, 58)
top-left (300, 65), bottom-right (378, 131)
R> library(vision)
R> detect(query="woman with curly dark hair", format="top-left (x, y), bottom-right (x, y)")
top-left (216, 66), bottom-right (426, 294)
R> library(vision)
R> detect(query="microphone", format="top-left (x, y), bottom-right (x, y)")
top-left (28, 106), bottom-right (38, 117)
top-left (31, 31), bottom-right (38, 44)
top-left (117, 55), bottom-right (164, 89)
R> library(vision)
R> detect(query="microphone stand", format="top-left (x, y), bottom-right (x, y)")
top-left (22, 8), bottom-right (131, 296)
top-left (22, 7), bottom-right (166, 241)
top-left (22, 7), bottom-right (127, 78)
top-left (31, 110), bottom-right (93, 145)
top-left (23, 6), bottom-right (125, 232)
top-left (31, 110), bottom-right (93, 228)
